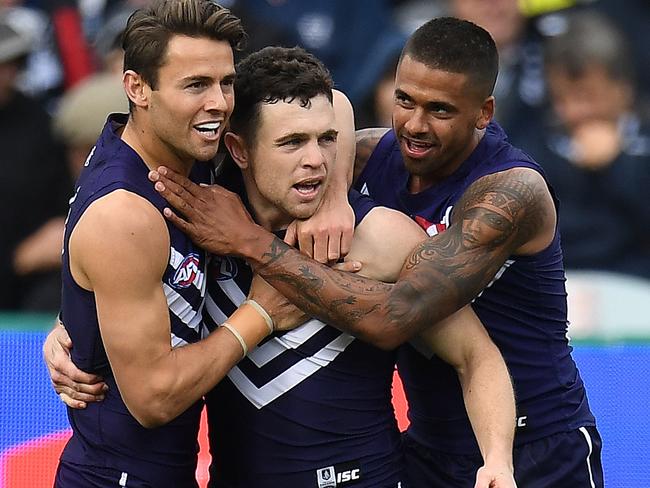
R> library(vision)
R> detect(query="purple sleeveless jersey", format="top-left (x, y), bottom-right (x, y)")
top-left (58, 114), bottom-right (209, 487)
top-left (355, 122), bottom-right (596, 455)
top-left (202, 165), bottom-right (404, 488)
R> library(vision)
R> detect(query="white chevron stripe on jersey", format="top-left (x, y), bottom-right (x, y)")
top-left (227, 332), bottom-right (356, 409)
top-left (205, 292), bottom-right (229, 324)
top-left (169, 247), bottom-right (205, 291)
top-left (217, 278), bottom-right (246, 306)
top-left (171, 333), bottom-right (189, 348)
top-left (163, 283), bottom-right (203, 332)
top-left (247, 319), bottom-right (327, 367)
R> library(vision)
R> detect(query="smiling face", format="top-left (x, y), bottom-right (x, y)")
top-left (240, 95), bottom-right (337, 228)
top-left (137, 35), bottom-right (236, 165)
top-left (392, 55), bottom-right (494, 193)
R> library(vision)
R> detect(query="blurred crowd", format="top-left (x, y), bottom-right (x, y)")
top-left (1, 0), bottom-right (649, 311)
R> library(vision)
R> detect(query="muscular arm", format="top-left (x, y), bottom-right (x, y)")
top-left (71, 191), bottom-right (267, 427)
top-left (418, 307), bottom-right (515, 482)
top-left (150, 165), bottom-right (554, 350)
top-left (346, 204), bottom-right (516, 480)
top-left (239, 167), bottom-right (555, 349)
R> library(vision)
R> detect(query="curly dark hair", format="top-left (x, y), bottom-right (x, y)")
top-left (401, 17), bottom-right (498, 100)
top-left (122, 0), bottom-right (245, 90)
top-left (229, 46), bottom-right (334, 141)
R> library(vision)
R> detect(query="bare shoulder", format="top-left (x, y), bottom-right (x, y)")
top-left (452, 167), bottom-right (556, 253)
top-left (347, 206), bottom-right (427, 282)
top-left (69, 190), bottom-right (170, 288)
top-left (353, 127), bottom-right (391, 183)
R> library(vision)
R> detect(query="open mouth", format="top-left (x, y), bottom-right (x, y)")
top-left (293, 178), bottom-right (323, 198)
top-left (402, 136), bottom-right (435, 157)
top-left (194, 121), bottom-right (222, 139)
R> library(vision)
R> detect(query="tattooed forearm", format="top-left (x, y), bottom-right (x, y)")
top-left (252, 168), bottom-right (553, 350)
top-left (260, 237), bottom-right (291, 267)
top-left (258, 248), bottom-right (395, 342)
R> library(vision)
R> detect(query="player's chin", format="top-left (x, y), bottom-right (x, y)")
top-left (288, 202), bottom-right (320, 221)
top-left (192, 144), bottom-right (221, 162)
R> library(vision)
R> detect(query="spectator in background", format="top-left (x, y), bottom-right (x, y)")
top-left (1, 0), bottom-right (94, 106)
top-left (0, 16), bottom-right (70, 311)
top-left (223, 0), bottom-right (400, 106)
top-left (520, 10), bottom-right (650, 280)
top-left (449, 0), bottom-right (547, 144)
top-left (592, 0), bottom-right (650, 101)
top-left (53, 73), bottom-right (128, 179)
top-left (353, 32), bottom-right (406, 129)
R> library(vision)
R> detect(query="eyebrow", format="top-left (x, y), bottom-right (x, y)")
top-left (395, 88), bottom-right (458, 113)
top-left (180, 72), bottom-right (236, 85)
top-left (274, 128), bottom-right (338, 146)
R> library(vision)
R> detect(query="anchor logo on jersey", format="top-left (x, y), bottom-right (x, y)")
top-left (210, 255), bottom-right (239, 281)
top-left (171, 253), bottom-right (200, 289)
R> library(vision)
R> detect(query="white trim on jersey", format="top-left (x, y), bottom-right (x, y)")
top-left (163, 283), bottom-right (203, 331)
top-left (579, 426), bottom-right (596, 488)
top-left (247, 319), bottom-right (327, 367)
top-left (205, 292), bottom-right (229, 324)
top-left (473, 258), bottom-right (515, 301)
top-left (171, 333), bottom-right (189, 348)
top-left (228, 331), bottom-right (355, 409)
top-left (217, 279), bottom-right (246, 307)
top-left (205, 276), bottom-right (358, 408)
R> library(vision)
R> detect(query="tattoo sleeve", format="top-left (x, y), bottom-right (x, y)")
top-left (252, 168), bottom-right (551, 349)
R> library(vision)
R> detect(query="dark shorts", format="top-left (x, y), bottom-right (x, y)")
top-left (402, 426), bottom-right (603, 488)
top-left (55, 460), bottom-right (193, 488)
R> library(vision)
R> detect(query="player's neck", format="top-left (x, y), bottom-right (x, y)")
top-left (121, 116), bottom-right (193, 176)
top-left (239, 175), bottom-right (292, 232)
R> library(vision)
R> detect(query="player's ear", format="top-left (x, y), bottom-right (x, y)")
top-left (476, 95), bottom-right (495, 130)
top-left (224, 132), bottom-right (250, 170)
top-left (123, 70), bottom-right (149, 109)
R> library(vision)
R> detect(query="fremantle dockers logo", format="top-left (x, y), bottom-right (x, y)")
top-left (210, 255), bottom-right (238, 281)
top-left (317, 467), bottom-right (336, 488)
top-left (171, 253), bottom-right (200, 288)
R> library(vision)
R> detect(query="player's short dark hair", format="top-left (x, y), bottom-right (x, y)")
top-left (400, 17), bottom-right (498, 99)
top-left (122, 0), bottom-right (245, 90)
top-left (229, 46), bottom-right (334, 142)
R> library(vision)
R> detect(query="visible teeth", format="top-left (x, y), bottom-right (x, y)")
top-left (408, 140), bottom-right (431, 149)
top-left (295, 183), bottom-right (318, 193)
top-left (196, 122), bottom-right (221, 132)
